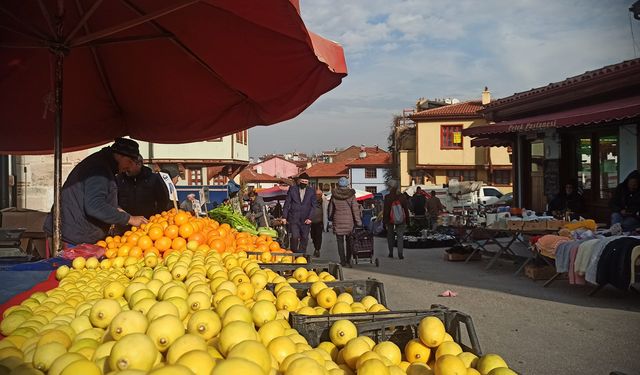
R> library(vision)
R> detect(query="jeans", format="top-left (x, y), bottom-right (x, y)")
top-left (611, 212), bottom-right (640, 232)
top-left (386, 223), bottom-right (406, 257)
top-left (310, 222), bottom-right (323, 252)
top-left (336, 234), bottom-right (353, 264)
top-left (289, 222), bottom-right (311, 253)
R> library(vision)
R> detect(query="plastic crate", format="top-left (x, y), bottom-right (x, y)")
top-left (290, 304), bottom-right (482, 355)
top-left (260, 262), bottom-right (343, 280)
top-left (268, 279), bottom-right (385, 305)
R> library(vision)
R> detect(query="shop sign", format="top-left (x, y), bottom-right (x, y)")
top-left (507, 120), bottom-right (556, 133)
top-left (453, 132), bottom-right (462, 144)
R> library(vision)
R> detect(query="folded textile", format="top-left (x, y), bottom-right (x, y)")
top-left (574, 239), bottom-right (600, 275)
top-left (535, 235), bottom-right (571, 258)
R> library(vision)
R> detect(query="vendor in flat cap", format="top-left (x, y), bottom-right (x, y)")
top-left (44, 138), bottom-right (149, 247)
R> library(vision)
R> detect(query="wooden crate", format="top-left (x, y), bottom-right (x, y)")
top-left (545, 220), bottom-right (566, 230)
top-left (522, 221), bottom-right (547, 231)
top-left (524, 264), bottom-right (562, 280)
top-left (444, 252), bottom-right (481, 262)
top-left (507, 220), bottom-right (523, 230)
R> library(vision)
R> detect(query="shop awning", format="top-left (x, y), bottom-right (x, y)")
top-left (470, 138), bottom-right (513, 147)
top-left (463, 95), bottom-right (640, 137)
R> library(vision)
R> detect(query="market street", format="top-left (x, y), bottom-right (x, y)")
top-left (315, 231), bottom-right (640, 375)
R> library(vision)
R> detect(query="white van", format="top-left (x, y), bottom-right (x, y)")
top-left (404, 183), bottom-right (505, 211)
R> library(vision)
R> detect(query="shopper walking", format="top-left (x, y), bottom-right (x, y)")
top-left (282, 173), bottom-right (316, 253)
top-left (329, 177), bottom-right (362, 266)
top-left (383, 180), bottom-right (409, 259)
top-left (310, 189), bottom-right (324, 257)
top-left (426, 190), bottom-right (445, 230)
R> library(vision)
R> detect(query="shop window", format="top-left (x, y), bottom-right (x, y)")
top-left (188, 169), bottom-right (202, 185)
top-left (493, 170), bottom-right (511, 185)
top-left (598, 135), bottom-right (618, 199)
top-left (365, 186), bottom-right (377, 194)
top-left (365, 168), bottom-right (377, 179)
top-left (441, 125), bottom-right (463, 149)
top-left (447, 169), bottom-right (476, 182)
top-left (577, 137), bottom-right (592, 190)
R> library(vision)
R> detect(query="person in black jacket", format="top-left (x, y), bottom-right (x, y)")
top-left (117, 157), bottom-right (171, 219)
top-left (610, 170), bottom-right (640, 232)
top-left (43, 138), bottom-right (148, 246)
top-left (549, 181), bottom-right (583, 219)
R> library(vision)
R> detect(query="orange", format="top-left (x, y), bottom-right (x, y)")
top-left (113, 235), bottom-right (122, 243)
top-left (178, 223), bottom-right (194, 238)
top-left (196, 244), bottom-right (210, 252)
top-left (148, 225), bottom-right (164, 241)
top-left (174, 212), bottom-right (189, 226)
top-left (188, 232), bottom-right (206, 245)
top-left (127, 233), bottom-right (140, 245)
top-left (219, 223), bottom-right (231, 231)
top-left (210, 239), bottom-right (226, 253)
top-left (137, 235), bottom-right (153, 250)
top-left (105, 249), bottom-right (117, 259)
top-left (105, 236), bottom-right (114, 243)
top-left (117, 245), bottom-right (131, 257)
top-left (164, 224), bottom-right (179, 239)
top-left (129, 246), bottom-right (143, 258)
top-left (269, 242), bottom-right (281, 252)
top-left (155, 237), bottom-right (172, 252)
top-left (256, 244), bottom-right (269, 252)
top-left (218, 228), bottom-right (228, 238)
top-left (96, 240), bottom-right (107, 248)
top-left (171, 237), bottom-right (187, 251)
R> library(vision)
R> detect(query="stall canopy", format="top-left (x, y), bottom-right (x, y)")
top-left (0, 0), bottom-right (348, 154)
top-left (256, 185), bottom-right (289, 202)
top-left (463, 95), bottom-right (640, 138)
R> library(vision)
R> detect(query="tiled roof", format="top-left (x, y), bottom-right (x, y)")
top-left (485, 58), bottom-right (640, 108)
top-left (346, 153), bottom-right (391, 167)
top-left (302, 162), bottom-right (349, 178)
top-left (409, 101), bottom-right (484, 120)
top-left (239, 168), bottom-right (283, 183)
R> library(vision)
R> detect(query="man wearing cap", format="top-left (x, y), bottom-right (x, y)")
top-left (282, 173), bottom-right (317, 253)
top-left (116, 156), bottom-right (171, 221)
top-left (43, 138), bottom-right (149, 246)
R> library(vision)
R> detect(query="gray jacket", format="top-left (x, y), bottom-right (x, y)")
top-left (329, 187), bottom-right (362, 235)
top-left (43, 148), bottom-right (130, 245)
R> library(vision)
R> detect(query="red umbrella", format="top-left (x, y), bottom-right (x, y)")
top-left (0, 0), bottom-right (347, 251)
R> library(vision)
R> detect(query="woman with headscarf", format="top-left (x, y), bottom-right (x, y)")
top-left (328, 177), bottom-right (362, 267)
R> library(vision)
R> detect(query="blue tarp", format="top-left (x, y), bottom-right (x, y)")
top-left (0, 271), bottom-right (52, 304)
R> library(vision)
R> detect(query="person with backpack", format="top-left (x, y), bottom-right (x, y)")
top-left (383, 179), bottom-right (410, 259)
top-left (328, 177), bottom-right (362, 267)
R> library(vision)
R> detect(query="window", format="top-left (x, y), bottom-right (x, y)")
top-left (364, 168), bottom-right (377, 179)
top-left (598, 135), bottom-right (618, 199)
top-left (441, 125), bottom-right (463, 149)
top-left (446, 169), bottom-right (476, 182)
top-left (365, 186), bottom-right (377, 194)
top-left (493, 170), bottom-right (511, 185)
top-left (243, 130), bottom-right (248, 145)
top-left (187, 168), bottom-right (202, 185)
top-left (483, 187), bottom-right (503, 198)
top-left (235, 131), bottom-right (246, 144)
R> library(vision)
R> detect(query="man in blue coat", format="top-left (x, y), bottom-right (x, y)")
top-left (282, 173), bottom-right (317, 253)
top-left (44, 138), bottom-right (149, 246)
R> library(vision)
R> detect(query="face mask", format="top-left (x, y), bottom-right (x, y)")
top-left (299, 183), bottom-right (307, 189)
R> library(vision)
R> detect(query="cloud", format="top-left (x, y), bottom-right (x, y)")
top-left (249, 0), bottom-right (636, 157)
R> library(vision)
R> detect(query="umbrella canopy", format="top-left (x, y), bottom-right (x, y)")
top-left (0, 0), bottom-right (347, 153)
top-left (325, 189), bottom-right (373, 202)
top-left (256, 185), bottom-right (289, 202)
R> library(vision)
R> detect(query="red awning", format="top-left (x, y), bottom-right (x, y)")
top-left (463, 95), bottom-right (640, 137)
top-left (470, 138), bottom-right (513, 147)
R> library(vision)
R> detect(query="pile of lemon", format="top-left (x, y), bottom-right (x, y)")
top-left (0, 250), bottom-right (513, 375)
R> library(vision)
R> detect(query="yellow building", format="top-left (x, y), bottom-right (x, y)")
top-left (399, 90), bottom-right (513, 192)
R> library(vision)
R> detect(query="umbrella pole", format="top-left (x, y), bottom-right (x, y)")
top-left (53, 50), bottom-right (64, 255)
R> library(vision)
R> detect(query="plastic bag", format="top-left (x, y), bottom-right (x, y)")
top-left (60, 243), bottom-right (105, 260)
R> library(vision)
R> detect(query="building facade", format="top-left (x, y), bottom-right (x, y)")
top-left (464, 59), bottom-right (640, 221)
top-left (347, 153), bottom-right (391, 194)
top-left (251, 155), bottom-right (300, 179)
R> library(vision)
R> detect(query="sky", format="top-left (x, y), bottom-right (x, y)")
top-left (248, 0), bottom-right (638, 157)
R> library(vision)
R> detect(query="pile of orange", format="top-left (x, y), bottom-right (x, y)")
top-left (96, 209), bottom-right (291, 259)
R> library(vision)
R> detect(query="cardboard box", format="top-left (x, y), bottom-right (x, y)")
top-left (524, 264), bottom-right (562, 280)
top-left (545, 220), bottom-right (566, 231)
top-left (1, 208), bottom-right (48, 233)
top-left (507, 220), bottom-right (523, 230)
top-left (522, 220), bottom-right (547, 231)
top-left (444, 251), bottom-right (481, 262)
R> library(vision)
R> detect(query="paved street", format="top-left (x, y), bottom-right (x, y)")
top-left (313, 232), bottom-right (640, 375)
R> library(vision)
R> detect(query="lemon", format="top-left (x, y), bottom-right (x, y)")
top-left (360, 296), bottom-right (378, 310)
top-left (129, 289), bottom-right (156, 308)
top-left (47, 352), bottom-right (85, 375)
top-left (258, 320), bottom-right (286, 346)
top-left (373, 341), bottom-right (401, 366)
top-left (309, 282), bottom-right (327, 298)
top-left (358, 358), bottom-right (390, 375)
top-left (55, 266), bottom-right (70, 280)
top-left (267, 336), bottom-right (297, 364)
top-left (187, 309), bottom-right (221, 341)
top-left (250, 300), bottom-right (277, 328)
top-left (146, 315), bottom-right (185, 352)
top-left (434, 354), bottom-right (466, 375)
top-left (342, 337), bottom-right (370, 369)
top-left (211, 358), bottom-right (263, 374)
top-left (91, 341), bottom-right (116, 361)
top-left (59, 359), bottom-right (101, 375)
top-left (222, 305), bottom-right (253, 327)
top-left (476, 354), bottom-right (508, 375)
top-left (250, 273), bottom-right (268, 290)
top-left (487, 368), bottom-right (517, 375)
top-left (329, 320), bottom-right (357, 348)
top-left (227, 340), bottom-right (272, 373)
top-left (218, 321), bottom-right (258, 356)
top-left (406, 362), bottom-right (433, 375)
top-left (436, 341), bottom-right (463, 359)
top-left (316, 288), bottom-right (337, 309)
top-left (216, 295), bottom-right (244, 317)
top-left (85, 257), bottom-right (99, 269)
top-left (108, 333), bottom-right (158, 371)
top-left (330, 302), bottom-right (352, 314)
top-left (32, 342), bottom-right (66, 371)
top-left (38, 329), bottom-right (72, 349)
top-left (148, 364), bottom-right (193, 374)
top-left (285, 357), bottom-right (324, 375)
top-left (71, 257), bottom-right (86, 270)
top-left (103, 281), bottom-right (125, 299)
top-left (146, 301), bottom-right (180, 321)
top-left (166, 334), bottom-right (208, 364)
top-left (405, 338), bottom-right (431, 364)
top-left (467, 369), bottom-right (482, 375)
top-left (292, 267), bottom-right (309, 282)
top-left (418, 317), bottom-right (446, 348)
top-left (73, 328), bottom-right (104, 342)
top-left (175, 350), bottom-right (215, 375)
top-left (389, 365), bottom-right (406, 375)
top-left (457, 352), bottom-right (478, 368)
top-left (109, 310), bottom-right (149, 340)
top-left (89, 299), bottom-right (121, 328)
top-left (67, 338), bottom-right (99, 354)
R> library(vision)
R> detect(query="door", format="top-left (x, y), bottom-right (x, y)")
top-left (528, 140), bottom-right (546, 212)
